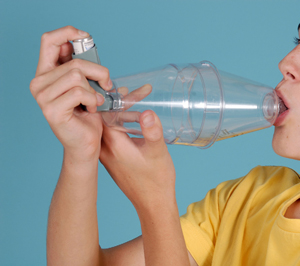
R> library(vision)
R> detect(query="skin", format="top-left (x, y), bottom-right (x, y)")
top-left (30, 25), bottom-right (300, 265)
top-left (273, 32), bottom-right (300, 160)
top-left (273, 27), bottom-right (300, 219)
top-left (30, 26), bottom-right (196, 266)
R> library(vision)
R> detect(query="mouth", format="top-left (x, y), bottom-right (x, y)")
top-left (278, 97), bottom-right (288, 116)
top-left (274, 92), bottom-right (290, 127)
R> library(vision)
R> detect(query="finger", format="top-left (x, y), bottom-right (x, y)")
top-left (100, 126), bottom-right (133, 167)
top-left (139, 110), bottom-right (167, 157)
top-left (58, 42), bottom-right (74, 64)
top-left (102, 111), bottom-right (143, 137)
top-left (35, 59), bottom-right (112, 93)
top-left (117, 86), bottom-right (129, 96)
top-left (45, 86), bottom-right (99, 123)
top-left (101, 122), bottom-right (132, 152)
top-left (122, 84), bottom-right (152, 111)
top-left (117, 111), bottom-right (141, 123)
top-left (36, 26), bottom-right (90, 76)
top-left (108, 86), bottom-right (129, 99)
top-left (37, 68), bottom-right (97, 105)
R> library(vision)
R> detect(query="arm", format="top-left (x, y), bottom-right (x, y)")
top-left (100, 111), bottom-right (196, 265)
top-left (31, 26), bottom-right (197, 266)
top-left (30, 26), bottom-right (111, 265)
top-left (47, 154), bottom-right (101, 265)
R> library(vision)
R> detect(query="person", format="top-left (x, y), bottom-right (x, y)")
top-left (30, 25), bottom-right (300, 266)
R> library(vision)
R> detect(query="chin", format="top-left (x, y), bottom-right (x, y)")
top-left (272, 127), bottom-right (300, 160)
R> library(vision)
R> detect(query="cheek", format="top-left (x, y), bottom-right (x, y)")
top-left (272, 83), bottom-right (300, 159)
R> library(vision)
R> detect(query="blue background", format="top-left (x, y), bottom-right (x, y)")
top-left (1, 1), bottom-right (300, 265)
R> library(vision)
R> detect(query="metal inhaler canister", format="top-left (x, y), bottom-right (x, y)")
top-left (73, 35), bottom-right (95, 55)
top-left (71, 36), bottom-right (123, 111)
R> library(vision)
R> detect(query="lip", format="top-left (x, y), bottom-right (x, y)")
top-left (274, 89), bottom-right (290, 127)
top-left (274, 109), bottom-right (290, 127)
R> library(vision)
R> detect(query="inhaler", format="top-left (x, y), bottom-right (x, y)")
top-left (72, 36), bottom-right (283, 149)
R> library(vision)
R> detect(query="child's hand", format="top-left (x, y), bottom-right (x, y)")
top-left (30, 26), bottom-right (112, 162)
top-left (100, 110), bottom-right (176, 210)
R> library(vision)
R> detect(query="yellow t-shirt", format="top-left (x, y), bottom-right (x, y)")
top-left (180, 166), bottom-right (300, 266)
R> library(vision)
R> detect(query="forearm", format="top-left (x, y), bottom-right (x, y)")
top-left (47, 150), bottom-right (103, 266)
top-left (137, 196), bottom-right (190, 266)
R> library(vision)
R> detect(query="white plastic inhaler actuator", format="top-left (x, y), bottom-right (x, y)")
top-left (72, 36), bottom-right (282, 149)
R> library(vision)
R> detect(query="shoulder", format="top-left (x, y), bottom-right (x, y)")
top-left (240, 165), bottom-right (300, 188)
top-left (207, 166), bottom-right (300, 214)
top-left (181, 166), bottom-right (300, 219)
top-left (246, 165), bottom-right (299, 178)
top-left (221, 166), bottom-right (300, 214)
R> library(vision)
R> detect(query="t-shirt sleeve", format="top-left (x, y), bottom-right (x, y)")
top-left (180, 177), bottom-right (243, 265)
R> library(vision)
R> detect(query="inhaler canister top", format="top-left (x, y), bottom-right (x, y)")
top-left (73, 35), bottom-right (95, 55)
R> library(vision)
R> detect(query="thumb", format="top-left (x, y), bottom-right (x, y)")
top-left (140, 110), bottom-right (166, 154)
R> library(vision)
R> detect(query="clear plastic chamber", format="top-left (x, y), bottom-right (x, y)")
top-left (101, 61), bottom-right (279, 148)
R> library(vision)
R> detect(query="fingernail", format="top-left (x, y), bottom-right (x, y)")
top-left (78, 30), bottom-right (89, 37)
top-left (96, 93), bottom-right (105, 105)
top-left (142, 113), bottom-right (155, 128)
top-left (107, 79), bottom-right (113, 89)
